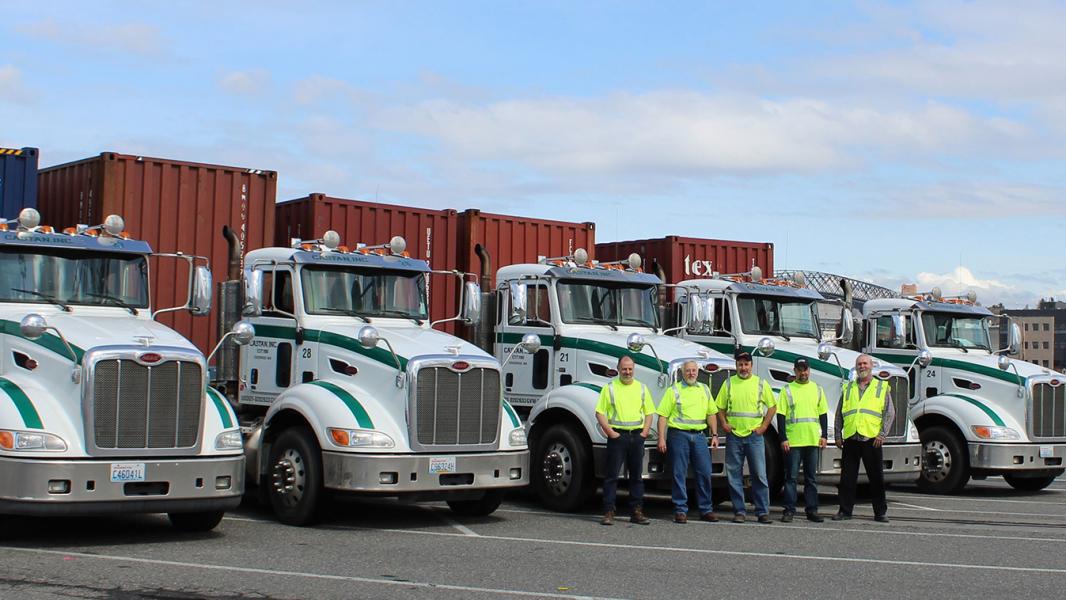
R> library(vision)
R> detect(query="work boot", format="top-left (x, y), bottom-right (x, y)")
top-left (601, 510), bottom-right (615, 526)
top-left (874, 514), bottom-right (890, 523)
top-left (806, 512), bottom-right (825, 523)
top-left (673, 512), bottom-right (688, 524)
top-left (757, 514), bottom-right (773, 524)
top-left (630, 508), bottom-right (650, 525)
top-left (699, 512), bottom-right (719, 523)
top-left (832, 512), bottom-right (851, 521)
top-left (732, 513), bottom-right (746, 523)
top-left (781, 511), bottom-right (794, 523)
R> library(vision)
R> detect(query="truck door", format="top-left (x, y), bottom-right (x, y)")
top-left (240, 267), bottom-right (299, 406)
top-left (500, 282), bottom-right (555, 409)
top-left (869, 313), bottom-right (925, 409)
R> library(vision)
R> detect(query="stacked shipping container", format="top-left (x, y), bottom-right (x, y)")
top-left (36, 152), bottom-right (277, 354)
top-left (0, 147), bottom-right (39, 219)
top-left (596, 235), bottom-right (774, 284)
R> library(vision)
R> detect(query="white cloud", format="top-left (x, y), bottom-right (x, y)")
top-left (861, 181), bottom-right (1066, 219)
top-left (861, 266), bottom-right (1040, 308)
top-left (17, 18), bottom-right (168, 56)
top-left (0, 65), bottom-right (31, 104)
top-left (218, 69), bottom-right (272, 96)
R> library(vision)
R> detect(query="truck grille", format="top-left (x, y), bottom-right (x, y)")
top-left (885, 375), bottom-right (909, 439)
top-left (697, 369), bottom-right (734, 398)
top-left (92, 360), bottom-right (203, 449)
top-left (1031, 383), bottom-right (1066, 439)
top-left (415, 367), bottom-right (501, 447)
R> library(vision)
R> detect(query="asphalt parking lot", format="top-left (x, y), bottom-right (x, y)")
top-left (3, 478), bottom-right (1066, 600)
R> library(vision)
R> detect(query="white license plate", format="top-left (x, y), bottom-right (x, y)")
top-left (429, 456), bottom-right (457, 474)
top-left (110, 463), bottom-right (146, 483)
top-left (1040, 446), bottom-right (1054, 458)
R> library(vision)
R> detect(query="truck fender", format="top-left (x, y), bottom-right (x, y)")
top-left (917, 393), bottom-right (1019, 442)
top-left (529, 384), bottom-right (606, 444)
top-left (263, 380), bottom-right (405, 452)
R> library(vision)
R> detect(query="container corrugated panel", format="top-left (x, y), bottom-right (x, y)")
top-left (275, 194), bottom-right (460, 334)
top-left (596, 236), bottom-right (774, 284)
top-left (0, 147), bottom-right (39, 219)
top-left (37, 152), bottom-right (277, 355)
top-left (457, 209), bottom-right (596, 288)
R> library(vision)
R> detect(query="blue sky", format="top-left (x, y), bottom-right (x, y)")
top-left (2, 1), bottom-right (1065, 307)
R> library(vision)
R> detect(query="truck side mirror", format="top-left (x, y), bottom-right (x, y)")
top-left (509, 281), bottom-right (528, 322)
top-left (1008, 322), bottom-right (1021, 355)
top-left (839, 307), bottom-right (854, 344)
top-left (891, 314), bottom-right (906, 347)
top-left (19, 313), bottom-right (48, 339)
top-left (757, 337), bottom-right (775, 357)
top-left (686, 295), bottom-right (707, 333)
top-left (519, 332), bottom-right (541, 354)
top-left (243, 269), bottom-right (263, 316)
top-left (917, 349), bottom-right (933, 368)
top-left (190, 266), bottom-right (212, 316)
top-left (462, 281), bottom-right (482, 324)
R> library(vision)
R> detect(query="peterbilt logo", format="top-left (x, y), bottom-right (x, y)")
top-left (136, 352), bottom-right (163, 365)
top-left (449, 361), bottom-right (472, 372)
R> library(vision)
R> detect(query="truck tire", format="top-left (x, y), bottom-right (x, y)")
top-left (447, 490), bottom-right (505, 517)
top-left (267, 427), bottom-right (324, 526)
top-left (533, 424), bottom-right (594, 512)
top-left (763, 431), bottom-right (784, 498)
top-left (168, 510), bottom-right (225, 532)
top-left (917, 426), bottom-right (970, 494)
top-left (1003, 474), bottom-right (1057, 491)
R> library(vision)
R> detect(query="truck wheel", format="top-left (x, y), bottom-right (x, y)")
top-left (1003, 474), bottom-right (1057, 491)
top-left (267, 427), bottom-right (324, 526)
top-left (763, 432), bottom-right (784, 498)
top-left (533, 424), bottom-right (594, 512)
top-left (447, 490), bottom-right (505, 517)
top-left (917, 426), bottom-right (970, 494)
top-left (168, 510), bottom-right (225, 532)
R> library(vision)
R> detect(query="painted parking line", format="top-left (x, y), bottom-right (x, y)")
top-left (0, 547), bottom-right (629, 600)
top-left (421, 506), bottom-right (481, 537)
top-left (337, 526), bottom-right (1066, 574)
top-left (890, 501), bottom-right (941, 511)
top-left (889, 493), bottom-right (1066, 506)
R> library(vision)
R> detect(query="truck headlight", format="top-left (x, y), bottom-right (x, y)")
top-left (214, 429), bottom-right (243, 450)
top-left (971, 425), bottom-right (1021, 440)
top-left (509, 428), bottom-right (527, 447)
top-left (0, 430), bottom-right (67, 451)
top-left (328, 428), bottom-right (395, 448)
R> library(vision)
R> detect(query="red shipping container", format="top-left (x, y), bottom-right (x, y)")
top-left (456, 209), bottom-right (596, 288)
top-left (275, 194), bottom-right (461, 333)
top-left (36, 152), bottom-right (277, 356)
top-left (596, 236), bottom-right (774, 284)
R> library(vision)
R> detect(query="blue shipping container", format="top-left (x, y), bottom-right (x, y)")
top-left (0, 147), bottom-right (39, 220)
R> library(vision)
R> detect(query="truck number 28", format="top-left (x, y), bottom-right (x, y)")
top-left (302, 348), bottom-right (312, 359)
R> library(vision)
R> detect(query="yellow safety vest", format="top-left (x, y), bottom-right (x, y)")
top-left (841, 379), bottom-right (887, 439)
top-left (719, 375), bottom-right (770, 437)
top-left (604, 380), bottom-right (653, 430)
top-left (781, 382), bottom-right (826, 447)
top-left (662, 382), bottom-right (714, 431)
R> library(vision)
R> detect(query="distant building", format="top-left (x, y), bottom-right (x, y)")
top-left (995, 298), bottom-right (1066, 372)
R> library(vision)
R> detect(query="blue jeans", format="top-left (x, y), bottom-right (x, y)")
top-left (667, 428), bottom-right (714, 514)
top-left (603, 430), bottom-right (646, 511)
top-left (783, 445), bottom-right (820, 514)
top-left (725, 432), bottom-right (769, 516)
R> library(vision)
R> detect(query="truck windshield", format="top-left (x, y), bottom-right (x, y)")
top-left (0, 248), bottom-right (149, 308)
top-left (301, 266), bottom-right (428, 320)
top-left (921, 312), bottom-right (991, 350)
top-left (557, 281), bottom-right (659, 328)
top-left (736, 295), bottom-right (820, 339)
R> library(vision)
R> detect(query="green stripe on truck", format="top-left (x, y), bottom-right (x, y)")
top-left (309, 380), bottom-right (375, 429)
top-left (0, 377), bottom-right (42, 429)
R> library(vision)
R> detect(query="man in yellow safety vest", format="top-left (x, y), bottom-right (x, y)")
top-left (657, 360), bottom-right (720, 524)
top-left (716, 351), bottom-right (777, 524)
top-left (595, 355), bottom-right (656, 526)
top-left (776, 358), bottom-right (828, 522)
top-left (833, 354), bottom-right (895, 523)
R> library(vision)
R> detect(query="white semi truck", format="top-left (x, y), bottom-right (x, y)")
top-left (672, 272), bottom-right (923, 491)
top-left (863, 292), bottom-right (1066, 492)
top-left (211, 231), bottom-right (529, 525)
top-left (476, 250), bottom-right (736, 511)
top-left (0, 209), bottom-right (243, 531)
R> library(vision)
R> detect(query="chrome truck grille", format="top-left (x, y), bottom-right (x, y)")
top-left (92, 359), bottom-right (203, 449)
top-left (1031, 382), bottom-right (1066, 439)
top-left (884, 375), bottom-right (909, 439)
top-left (413, 366), bottom-right (501, 449)
top-left (697, 369), bottom-right (734, 398)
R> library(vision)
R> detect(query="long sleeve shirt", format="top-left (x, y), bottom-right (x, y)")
top-left (833, 380), bottom-right (895, 443)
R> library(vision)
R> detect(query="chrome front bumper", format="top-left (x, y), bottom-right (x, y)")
top-left (0, 455), bottom-right (245, 516)
top-left (969, 442), bottom-right (1066, 473)
top-left (322, 450), bottom-right (529, 493)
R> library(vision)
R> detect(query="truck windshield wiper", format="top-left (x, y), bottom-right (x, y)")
top-left (371, 310), bottom-right (424, 325)
top-left (316, 307), bottom-right (367, 322)
top-left (12, 288), bottom-right (71, 312)
top-left (84, 292), bottom-right (139, 315)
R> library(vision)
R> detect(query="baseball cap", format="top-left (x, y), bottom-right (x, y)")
top-left (794, 358), bottom-right (810, 369)
top-left (735, 350), bottom-right (753, 362)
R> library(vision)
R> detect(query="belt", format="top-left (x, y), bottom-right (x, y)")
top-left (614, 428), bottom-right (643, 433)
top-left (668, 427), bottom-right (707, 433)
